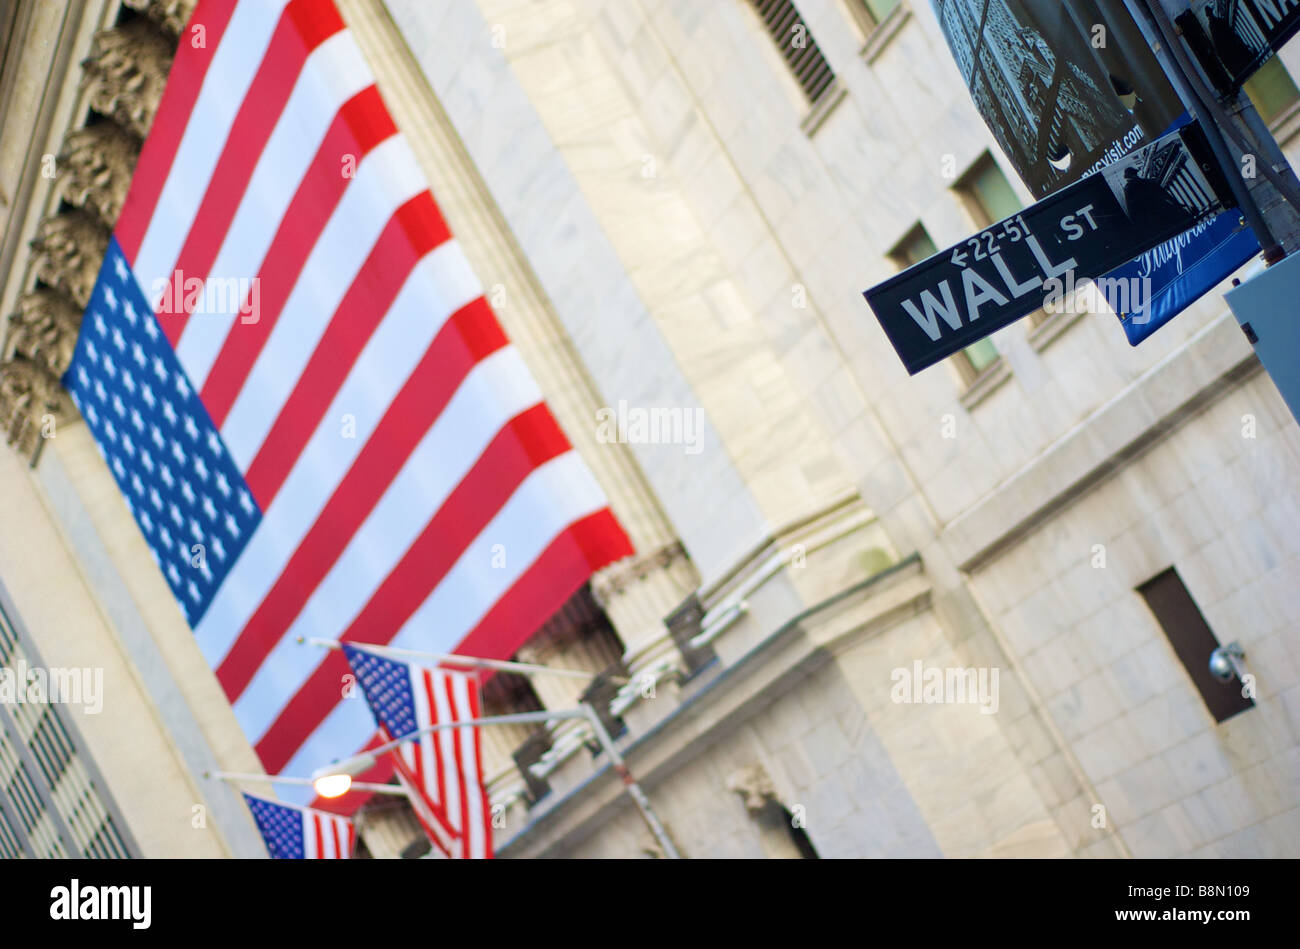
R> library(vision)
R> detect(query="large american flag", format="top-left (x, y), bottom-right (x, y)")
top-left (63, 0), bottom-right (632, 806)
top-left (343, 644), bottom-right (491, 859)
top-left (243, 792), bottom-right (356, 859)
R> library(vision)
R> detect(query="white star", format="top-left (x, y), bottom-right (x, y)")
top-left (131, 474), bottom-right (144, 496)
top-left (113, 254), bottom-right (129, 283)
top-left (121, 370), bottom-right (136, 395)
top-left (238, 490), bottom-right (254, 516)
top-left (76, 367), bottom-right (90, 388)
top-left (102, 354), bottom-right (116, 378)
top-left (171, 439), bottom-right (185, 465)
top-left (120, 433), bottom-right (134, 457)
top-left (214, 472), bottom-right (230, 498)
top-left (150, 488), bottom-right (163, 511)
top-left (143, 317), bottom-right (158, 341)
top-left (189, 519), bottom-right (203, 543)
top-left (111, 395), bottom-right (125, 417)
top-left (224, 513), bottom-right (241, 539)
top-left (187, 580), bottom-right (201, 603)
top-left (104, 420), bottom-right (117, 442)
top-left (124, 300), bottom-right (138, 325)
top-left (198, 559), bottom-right (213, 583)
top-left (94, 380), bottom-right (107, 402)
top-left (202, 495), bottom-right (217, 521)
top-left (86, 340), bottom-right (99, 364)
top-left (111, 327), bottom-right (125, 351)
top-left (140, 450), bottom-right (154, 473)
top-left (160, 526), bottom-right (172, 548)
top-left (183, 414), bottom-right (199, 440)
top-left (141, 383), bottom-right (156, 409)
top-left (167, 563), bottom-right (181, 586)
top-left (140, 511), bottom-right (153, 533)
top-left (132, 342), bottom-right (146, 367)
top-left (130, 408), bottom-right (145, 432)
top-left (169, 503), bottom-right (183, 528)
top-left (181, 480), bottom-right (195, 504)
top-left (111, 456), bottom-right (125, 478)
top-left (153, 356), bottom-right (168, 382)
top-left (162, 400), bottom-right (177, 425)
top-left (206, 430), bottom-right (222, 456)
top-left (151, 425), bottom-right (165, 450)
top-left (193, 455), bottom-right (209, 482)
top-left (104, 286), bottom-right (118, 311)
top-left (93, 313), bottom-right (107, 336)
top-left (85, 404), bottom-right (99, 425)
top-left (160, 465), bottom-right (174, 489)
top-left (175, 373), bottom-right (191, 399)
top-left (211, 536), bottom-right (226, 562)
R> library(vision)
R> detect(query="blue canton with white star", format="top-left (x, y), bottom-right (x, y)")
top-left (63, 237), bottom-right (262, 626)
top-left (243, 793), bottom-right (306, 859)
top-left (343, 645), bottom-right (420, 740)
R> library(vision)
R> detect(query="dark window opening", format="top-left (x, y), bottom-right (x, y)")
top-left (1137, 567), bottom-right (1254, 723)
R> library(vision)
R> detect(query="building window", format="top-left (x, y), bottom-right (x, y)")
top-left (749, 0), bottom-right (838, 106)
top-left (890, 223), bottom-right (999, 381)
top-left (1244, 57), bottom-right (1300, 127)
top-left (1137, 567), bottom-right (1254, 724)
top-left (845, 0), bottom-right (900, 37)
top-left (952, 153), bottom-right (1058, 334)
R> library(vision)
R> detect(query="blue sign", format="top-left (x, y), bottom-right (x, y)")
top-left (1102, 210), bottom-right (1258, 346)
top-left (1096, 111), bottom-right (1260, 346)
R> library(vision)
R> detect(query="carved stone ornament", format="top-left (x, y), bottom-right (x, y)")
top-left (0, 356), bottom-right (67, 456)
top-left (81, 20), bottom-right (174, 139)
top-left (725, 764), bottom-right (778, 814)
top-left (591, 540), bottom-right (688, 605)
top-left (120, 0), bottom-right (197, 38)
top-left (29, 210), bottom-right (109, 310)
top-left (7, 290), bottom-right (82, 378)
top-left (58, 123), bottom-right (141, 229)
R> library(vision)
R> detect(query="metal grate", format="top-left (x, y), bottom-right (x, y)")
top-left (751, 0), bottom-right (837, 104)
top-left (0, 598), bottom-right (135, 858)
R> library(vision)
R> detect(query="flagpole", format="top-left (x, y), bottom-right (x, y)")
top-left (317, 707), bottom-right (682, 858)
top-left (205, 770), bottom-right (409, 796)
top-left (300, 636), bottom-right (627, 684)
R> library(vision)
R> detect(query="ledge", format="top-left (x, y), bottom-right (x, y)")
top-left (800, 80), bottom-right (847, 138)
top-left (959, 357), bottom-right (1013, 411)
top-left (860, 3), bottom-right (911, 65)
top-left (1027, 307), bottom-right (1086, 352)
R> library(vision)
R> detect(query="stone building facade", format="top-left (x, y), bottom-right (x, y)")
top-left (0, 0), bottom-right (1297, 858)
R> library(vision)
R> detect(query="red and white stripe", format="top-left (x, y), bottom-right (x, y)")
top-left (113, 0), bottom-right (632, 800)
top-left (304, 806), bottom-right (356, 859)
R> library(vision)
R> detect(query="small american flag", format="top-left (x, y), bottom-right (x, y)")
top-left (243, 792), bottom-right (355, 859)
top-left (343, 644), bottom-right (491, 859)
top-left (62, 0), bottom-right (632, 806)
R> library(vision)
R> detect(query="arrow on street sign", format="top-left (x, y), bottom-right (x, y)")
top-left (863, 125), bottom-right (1233, 375)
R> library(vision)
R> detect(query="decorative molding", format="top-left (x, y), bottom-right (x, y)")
top-left (725, 763), bottom-right (777, 814)
top-left (120, 0), bottom-right (197, 38)
top-left (58, 123), bottom-right (141, 227)
top-left (2, 8), bottom-right (182, 464)
top-left (80, 19), bottom-right (174, 139)
top-left (28, 209), bottom-right (108, 310)
top-left (590, 540), bottom-right (688, 605)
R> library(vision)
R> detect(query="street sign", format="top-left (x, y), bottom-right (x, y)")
top-left (1177, 0), bottom-right (1300, 95)
top-left (930, 0), bottom-right (1186, 199)
top-left (864, 125), bottom-right (1232, 374)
